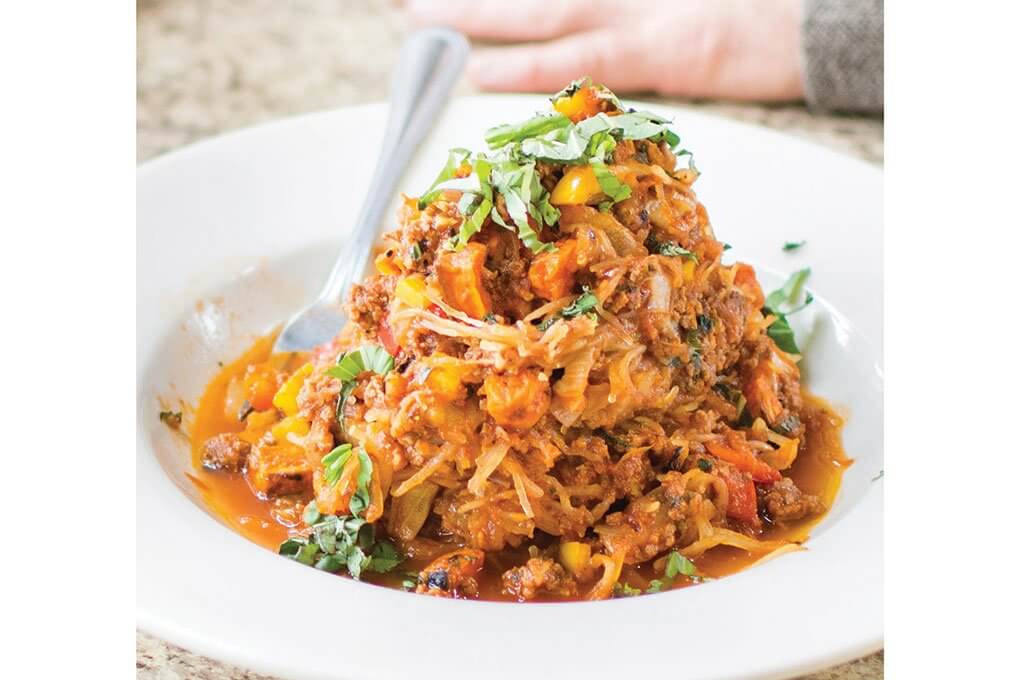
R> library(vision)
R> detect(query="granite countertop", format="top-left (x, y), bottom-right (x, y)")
top-left (137, 1), bottom-right (883, 678)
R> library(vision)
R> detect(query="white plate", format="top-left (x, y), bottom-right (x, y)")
top-left (137, 95), bottom-right (883, 680)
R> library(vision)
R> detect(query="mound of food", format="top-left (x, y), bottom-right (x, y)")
top-left (193, 79), bottom-right (845, 601)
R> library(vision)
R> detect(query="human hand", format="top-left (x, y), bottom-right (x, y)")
top-left (406, 0), bottom-right (804, 101)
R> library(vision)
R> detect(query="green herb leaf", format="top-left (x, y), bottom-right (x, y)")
top-left (645, 579), bottom-right (665, 593)
top-left (281, 511), bottom-right (403, 580)
top-left (612, 582), bottom-right (642, 598)
top-left (664, 551), bottom-right (698, 578)
top-left (560, 288), bottom-right (599, 318)
top-left (657, 241), bottom-right (698, 260)
top-left (782, 240), bottom-right (806, 252)
top-left (302, 500), bottom-right (321, 526)
top-left (328, 345), bottom-right (395, 432)
top-left (410, 242), bottom-right (423, 261)
top-left (766, 315), bottom-right (800, 354)
top-left (321, 443), bottom-right (354, 487)
top-left (347, 448), bottom-right (374, 516)
top-left (484, 113), bottom-right (572, 148)
top-left (697, 458), bottom-right (713, 472)
top-left (765, 268), bottom-right (812, 314)
top-left (418, 148), bottom-right (470, 208)
top-left (763, 269), bottom-right (813, 355)
top-left (591, 161), bottom-right (631, 203)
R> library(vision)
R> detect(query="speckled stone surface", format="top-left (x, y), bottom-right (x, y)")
top-left (136, 1), bottom-right (883, 678)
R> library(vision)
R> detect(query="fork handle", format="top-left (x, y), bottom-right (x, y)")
top-left (318, 28), bottom-right (470, 304)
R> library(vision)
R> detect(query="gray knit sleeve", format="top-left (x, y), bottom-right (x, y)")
top-left (801, 0), bottom-right (884, 112)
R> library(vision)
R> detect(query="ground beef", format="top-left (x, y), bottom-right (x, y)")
top-left (480, 226), bottom-right (535, 321)
top-left (501, 557), bottom-right (577, 601)
top-left (759, 477), bottom-right (824, 523)
top-left (346, 275), bottom-right (393, 336)
top-left (200, 433), bottom-right (250, 472)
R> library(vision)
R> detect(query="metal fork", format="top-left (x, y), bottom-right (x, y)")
top-left (273, 28), bottom-right (469, 353)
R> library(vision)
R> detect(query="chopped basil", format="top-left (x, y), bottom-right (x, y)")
top-left (327, 345), bottom-right (394, 430)
top-left (647, 235), bottom-right (698, 260)
top-left (560, 288), bottom-right (599, 318)
top-left (410, 242), bottom-right (423, 261)
top-left (320, 443), bottom-right (374, 519)
top-left (783, 240), bottom-right (806, 252)
top-left (697, 458), bottom-right (713, 472)
top-left (419, 84), bottom-right (691, 254)
top-left (302, 501), bottom-right (322, 526)
top-left (612, 582), bottom-right (642, 598)
top-left (591, 161), bottom-right (631, 203)
top-left (328, 345), bottom-right (394, 382)
top-left (278, 510), bottom-right (401, 579)
top-left (763, 269), bottom-right (813, 354)
top-left (484, 113), bottom-right (572, 149)
top-left (536, 288), bottom-right (599, 331)
top-left (418, 148), bottom-right (471, 208)
top-left (664, 551), bottom-right (698, 578)
top-left (722, 243), bottom-right (732, 251)
top-left (645, 579), bottom-right (665, 593)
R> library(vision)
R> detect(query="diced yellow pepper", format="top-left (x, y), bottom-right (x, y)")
top-left (682, 258), bottom-right (697, 282)
top-left (558, 541), bottom-right (592, 577)
top-left (272, 363), bottom-right (313, 416)
top-left (394, 274), bottom-right (430, 308)
top-left (374, 252), bottom-right (401, 276)
top-left (551, 166), bottom-right (602, 206)
top-left (553, 89), bottom-right (588, 120)
top-left (271, 415), bottom-right (310, 443)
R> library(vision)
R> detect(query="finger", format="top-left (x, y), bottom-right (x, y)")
top-left (405, 0), bottom-right (608, 41)
top-left (467, 30), bottom-right (655, 94)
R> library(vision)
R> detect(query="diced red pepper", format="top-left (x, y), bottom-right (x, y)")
top-left (705, 440), bottom-right (781, 484)
top-left (377, 317), bottom-right (402, 357)
top-left (717, 465), bottom-right (760, 526)
top-left (427, 303), bottom-right (449, 319)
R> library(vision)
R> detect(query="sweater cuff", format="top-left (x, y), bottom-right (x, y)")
top-left (801, 0), bottom-right (884, 112)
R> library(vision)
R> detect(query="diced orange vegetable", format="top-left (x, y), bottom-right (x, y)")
top-left (425, 364), bottom-right (468, 401)
top-left (551, 166), bottom-right (603, 206)
top-left (395, 274), bottom-right (430, 308)
top-left (243, 363), bottom-right (283, 411)
top-left (436, 242), bottom-right (493, 319)
top-left (706, 440), bottom-right (781, 484)
top-left (483, 369), bottom-right (550, 429)
top-left (528, 239), bottom-right (580, 300)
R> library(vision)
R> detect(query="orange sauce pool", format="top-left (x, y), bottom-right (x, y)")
top-left (188, 335), bottom-right (851, 598)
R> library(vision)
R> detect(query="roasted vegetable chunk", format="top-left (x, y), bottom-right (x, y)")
top-left (416, 548), bottom-right (485, 598)
top-left (246, 442), bottom-right (313, 497)
top-left (201, 433), bottom-right (250, 472)
top-left (502, 557), bottom-right (578, 601)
